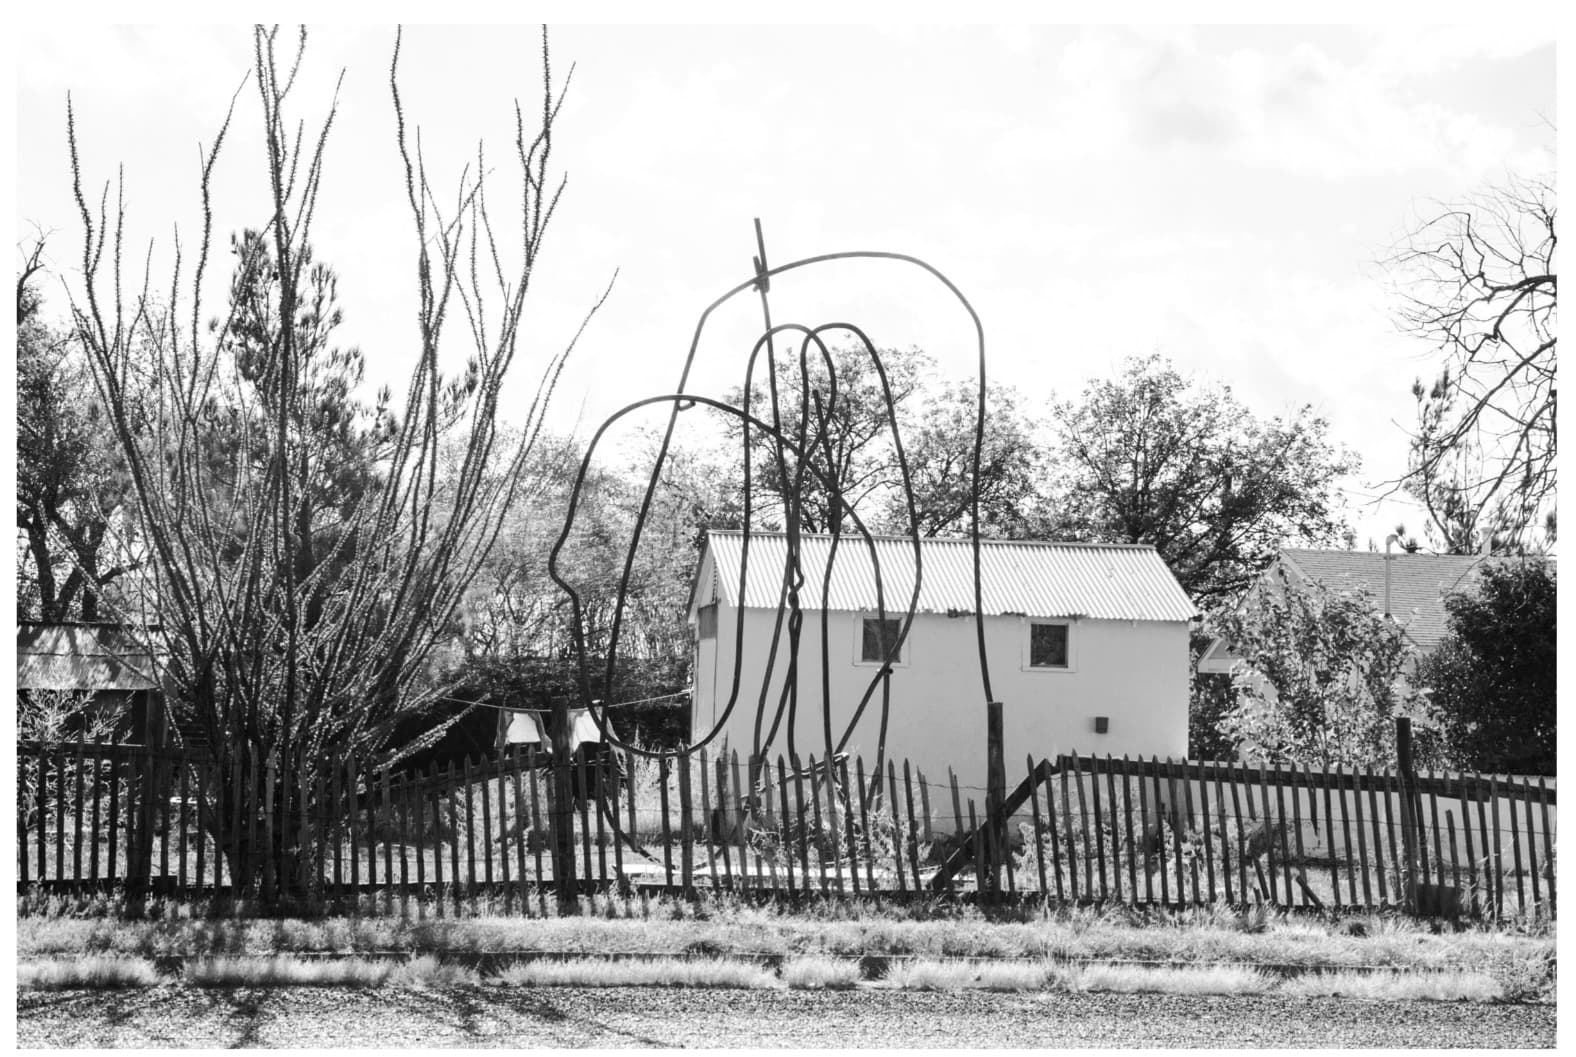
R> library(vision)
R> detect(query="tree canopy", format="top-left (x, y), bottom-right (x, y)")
top-left (1048, 354), bottom-right (1358, 608)
top-left (1414, 558), bottom-right (1555, 775)
top-left (1389, 173), bottom-right (1556, 553)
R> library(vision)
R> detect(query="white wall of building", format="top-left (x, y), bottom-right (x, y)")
top-left (692, 602), bottom-right (1189, 820)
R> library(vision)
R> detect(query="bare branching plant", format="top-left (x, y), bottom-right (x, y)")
top-left (63, 25), bottom-right (610, 897)
top-left (1388, 173), bottom-right (1556, 552)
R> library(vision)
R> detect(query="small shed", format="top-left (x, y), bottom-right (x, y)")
top-left (688, 530), bottom-right (1198, 802)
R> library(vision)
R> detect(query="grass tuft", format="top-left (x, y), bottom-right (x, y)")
top-left (493, 956), bottom-right (778, 989)
top-left (892, 959), bottom-right (1050, 991)
top-left (18, 956), bottom-right (161, 989)
top-left (781, 956), bottom-right (863, 990)
top-left (186, 955), bottom-right (392, 987)
top-left (1064, 963), bottom-right (1274, 996)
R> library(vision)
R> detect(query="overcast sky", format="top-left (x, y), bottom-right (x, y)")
top-left (16, 22), bottom-right (1556, 551)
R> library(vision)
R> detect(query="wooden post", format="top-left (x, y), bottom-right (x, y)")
top-left (1537, 777), bottom-right (1554, 918)
top-left (1395, 718), bottom-right (1420, 915)
top-left (91, 734), bottom-right (106, 886)
top-left (1458, 773), bottom-right (1479, 917)
top-left (1136, 757), bottom-right (1153, 905)
top-left (886, 759), bottom-right (907, 893)
top-left (657, 755), bottom-right (674, 887)
top-left (1089, 754), bottom-right (1108, 903)
top-left (1197, 760), bottom-right (1214, 904)
top-left (1061, 761), bottom-right (1080, 903)
top-left (1350, 765), bottom-right (1372, 908)
top-left (855, 755), bottom-right (874, 892)
top-left (1228, 761), bottom-right (1246, 904)
top-left (72, 732), bottom-right (86, 887)
top-left (679, 754), bottom-right (696, 894)
top-left (1213, 762), bottom-right (1232, 906)
top-left (1522, 780), bottom-right (1540, 911)
top-left (1366, 767), bottom-right (1388, 906)
top-left (1107, 758), bottom-right (1124, 904)
top-left (550, 698), bottom-right (576, 908)
top-left (985, 701), bottom-right (1006, 900)
top-left (1128, 758), bottom-right (1143, 905)
top-left (527, 747), bottom-right (544, 887)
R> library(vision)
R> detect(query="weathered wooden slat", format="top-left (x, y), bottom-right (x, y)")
top-left (699, 747), bottom-right (719, 892)
top-left (1446, 808), bottom-right (1462, 899)
top-left (732, 751), bottom-right (751, 892)
top-left (606, 752), bottom-right (622, 889)
top-left (1428, 768), bottom-right (1446, 900)
top-left (968, 798), bottom-right (986, 896)
top-left (623, 751), bottom-right (639, 882)
top-left (1062, 762), bottom-right (1081, 903)
top-left (1179, 760), bottom-right (1199, 905)
top-left (1089, 754), bottom-right (1107, 902)
top-left (1075, 754), bottom-right (1094, 899)
top-left (715, 755), bottom-right (734, 889)
top-left (576, 751), bottom-right (594, 891)
top-left (1382, 766), bottom-right (1405, 910)
top-left (1289, 763), bottom-right (1308, 908)
top-left (1348, 764), bottom-right (1371, 908)
top-left (1136, 756), bottom-right (1153, 905)
top-left (1537, 777), bottom-right (1554, 917)
top-left (178, 747), bottom-right (192, 896)
top-left (446, 759), bottom-right (462, 908)
top-left (1364, 768), bottom-right (1387, 906)
top-left (1273, 763), bottom-right (1292, 905)
top-left (1213, 761), bottom-right (1232, 906)
top-left (1488, 774), bottom-right (1503, 922)
top-left (1522, 778), bottom-right (1540, 909)
top-left (657, 755), bottom-right (674, 887)
top-left (1154, 757), bottom-right (1172, 906)
top-left (918, 770), bottom-right (934, 845)
top-left (72, 732), bottom-right (87, 886)
top-left (886, 758), bottom-right (906, 894)
top-left (1228, 760), bottom-right (1246, 903)
top-left (1166, 758), bottom-right (1187, 906)
top-left (92, 734), bottom-right (107, 886)
top-left (790, 754), bottom-right (809, 892)
top-left (678, 754), bottom-right (695, 892)
top-left (1197, 760), bottom-right (1214, 904)
top-left (949, 768), bottom-right (967, 893)
top-left (19, 746), bottom-right (32, 886)
top-left (1027, 755), bottom-right (1048, 895)
top-left (1105, 758), bottom-right (1124, 904)
top-left (528, 748), bottom-right (545, 887)
top-left (1125, 757), bottom-right (1140, 904)
top-left (777, 755), bottom-right (797, 896)
top-left (1457, 773), bottom-right (1478, 916)
top-left (54, 744), bottom-right (68, 886)
top-left (856, 756), bottom-right (874, 892)
top-left (1256, 762), bottom-right (1277, 905)
top-left (902, 759), bottom-right (922, 893)
top-left (262, 755), bottom-right (278, 905)
top-left (1508, 776), bottom-right (1527, 915)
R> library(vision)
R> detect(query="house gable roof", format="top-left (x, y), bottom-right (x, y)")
top-left (16, 623), bottom-right (162, 692)
top-left (1277, 549), bottom-right (1506, 652)
top-left (696, 529), bottom-right (1197, 622)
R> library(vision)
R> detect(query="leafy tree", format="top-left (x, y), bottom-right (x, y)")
top-left (63, 26), bottom-right (605, 900)
top-left (1414, 559), bottom-right (1555, 775)
top-left (1049, 354), bottom-right (1358, 608)
top-left (889, 378), bottom-right (1049, 538)
top-left (723, 343), bottom-right (933, 534)
top-left (1388, 173), bottom-right (1556, 552)
top-left (16, 242), bottom-right (139, 621)
top-left (1217, 568), bottom-right (1435, 770)
top-left (721, 342), bottom-right (1046, 539)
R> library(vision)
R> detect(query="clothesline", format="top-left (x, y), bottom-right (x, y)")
top-left (440, 688), bottom-right (693, 715)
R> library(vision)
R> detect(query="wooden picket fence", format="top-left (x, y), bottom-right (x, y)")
top-left (16, 736), bottom-right (1556, 919)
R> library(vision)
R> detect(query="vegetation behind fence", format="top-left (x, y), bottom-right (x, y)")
top-left (17, 736), bottom-right (1554, 920)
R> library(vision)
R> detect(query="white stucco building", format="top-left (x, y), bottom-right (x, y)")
top-left (688, 530), bottom-right (1198, 801)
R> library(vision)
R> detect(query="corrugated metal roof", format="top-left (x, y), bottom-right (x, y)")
top-left (703, 530), bottom-right (1197, 622)
top-left (16, 624), bottom-right (162, 691)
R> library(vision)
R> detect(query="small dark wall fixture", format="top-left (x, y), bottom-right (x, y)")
top-left (1093, 716), bottom-right (1110, 735)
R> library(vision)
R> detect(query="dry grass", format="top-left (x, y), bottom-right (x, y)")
top-left (781, 956), bottom-right (862, 990)
top-left (1281, 970), bottom-right (1505, 1002)
top-left (493, 956), bottom-right (778, 989)
top-left (184, 954), bottom-right (477, 988)
top-left (891, 959), bottom-right (1051, 991)
top-left (1063, 963), bottom-right (1274, 996)
top-left (18, 956), bottom-right (161, 989)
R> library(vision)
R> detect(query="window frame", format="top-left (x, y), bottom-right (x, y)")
top-left (1021, 618), bottom-right (1076, 673)
top-left (852, 613), bottom-right (911, 668)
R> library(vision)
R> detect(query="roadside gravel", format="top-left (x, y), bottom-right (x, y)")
top-left (16, 986), bottom-right (1555, 1048)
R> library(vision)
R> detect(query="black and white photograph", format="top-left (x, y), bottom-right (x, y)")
top-left (10, 15), bottom-right (1558, 1049)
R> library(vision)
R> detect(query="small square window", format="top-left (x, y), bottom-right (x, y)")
top-left (697, 604), bottom-right (718, 640)
top-left (1029, 623), bottom-right (1069, 668)
top-left (861, 617), bottom-right (904, 664)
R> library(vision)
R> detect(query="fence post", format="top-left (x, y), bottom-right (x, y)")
top-left (1395, 717), bottom-right (1421, 915)
top-left (985, 701), bottom-right (1006, 901)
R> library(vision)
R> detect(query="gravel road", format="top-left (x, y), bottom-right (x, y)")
top-left (16, 986), bottom-right (1554, 1048)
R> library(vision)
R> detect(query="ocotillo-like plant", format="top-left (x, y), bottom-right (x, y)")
top-left (64, 25), bottom-right (611, 899)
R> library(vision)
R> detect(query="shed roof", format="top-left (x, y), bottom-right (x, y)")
top-left (16, 623), bottom-right (162, 692)
top-left (697, 530), bottom-right (1197, 622)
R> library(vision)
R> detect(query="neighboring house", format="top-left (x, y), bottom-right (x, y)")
top-left (16, 622), bottom-right (167, 742)
top-left (1196, 548), bottom-right (1524, 675)
top-left (688, 529), bottom-right (1198, 801)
